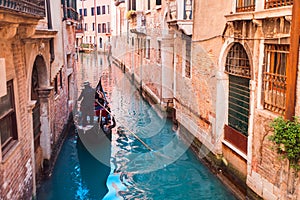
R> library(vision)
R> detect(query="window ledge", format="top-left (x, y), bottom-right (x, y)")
top-left (255, 108), bottom-right (281, 120)
top-left (155, 5), bottom-right (162, 10)
top-left (222, 140), bottom-right (247, 160)
top-left (225, 6), bottom-right (292, 22)
top-left (1, 140), bottom-right (19, 163)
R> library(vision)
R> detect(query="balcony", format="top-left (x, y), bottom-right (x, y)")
top-left (0, 0), bottom-right (45, 18)
top-left (226, 0), bottom-right (293, 22)
top-left (129, 11), bottom-right (146, 35)
top-left (265, 0), bottom-right (293, 9)
top-left (66, 7), bottom-right (79, 21)
top-left (168, 0), bottom-right (193, 35)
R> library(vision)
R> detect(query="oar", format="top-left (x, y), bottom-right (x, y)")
top-left (95, 100), bottom-right (171, 159)
top-left (95, 100), bottom-right (153, 151)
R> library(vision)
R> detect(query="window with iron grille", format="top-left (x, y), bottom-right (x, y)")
top-left (225, 43), bottom-right (251, 78)
top-left (0, 80), bottom-right (18, 156)
top-left (236, 0), bottom-right (255, 12)
top-left (265, 0), bottom-right (293, 9)
top-left (263, 44), bottom-right (289, 115)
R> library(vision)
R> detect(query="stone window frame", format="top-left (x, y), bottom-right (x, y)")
top-left (0, 80), bottom-right (18, 158)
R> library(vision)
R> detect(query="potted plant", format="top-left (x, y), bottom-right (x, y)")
top-left (126, 10), bottom-right (136, 20)
top-left (269, 116), bottom-right (300, 170)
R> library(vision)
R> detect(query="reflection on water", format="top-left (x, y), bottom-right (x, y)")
top-left (103, 72), bottom-right (236, 200)
top-left (36, 125), bottom-right (110, 200)
top-left (37, 53), bottom-right (236, 200)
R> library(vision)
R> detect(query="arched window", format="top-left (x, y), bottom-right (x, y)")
top-left (224, 43), bottom-right (251, 154)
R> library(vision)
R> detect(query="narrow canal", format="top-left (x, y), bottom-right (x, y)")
top-left (37, 53), bottom-right (237, 200)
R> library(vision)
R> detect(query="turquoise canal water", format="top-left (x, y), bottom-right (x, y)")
top-left (37, 53), bottom-right (237, 200)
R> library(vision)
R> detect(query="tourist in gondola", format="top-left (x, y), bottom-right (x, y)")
top-left (101, 116), bottom-right (116, 141)
top-left (78, 81), bottom-right (95, 126)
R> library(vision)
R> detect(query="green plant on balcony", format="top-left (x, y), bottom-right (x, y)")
top-left (126, 10), bottom-right (136, 20)
top-left (269, 116), bottom-right (300, 171)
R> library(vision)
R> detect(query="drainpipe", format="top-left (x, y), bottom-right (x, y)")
top-left (94, 0), bottom-right (97, 50)
top-left (46, 0), bottom-right (55, 63)
top-left (285, 2), bottom-right (299, 120)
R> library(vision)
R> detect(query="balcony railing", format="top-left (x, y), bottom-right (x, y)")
top-left (66, 7), bottom-right (79, 21)
top-left (170, 0), bottom-right (193, 20)
top-left (0, 0), bottom-right (45, 17)
top-left (265, 0), bottom-right (293, 9)
top-left (236, 0), bottom-right (255, 12)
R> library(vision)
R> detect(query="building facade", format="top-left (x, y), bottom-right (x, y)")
top-left (77, 0), bottom-right (112, 52)
top-left (112, 0), bottom-right (300, 199)
top-left (0, 0), bottom-right (78, 199)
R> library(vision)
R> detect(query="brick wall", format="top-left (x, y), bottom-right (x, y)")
top-left (0, 39), bottom-right (34, 200)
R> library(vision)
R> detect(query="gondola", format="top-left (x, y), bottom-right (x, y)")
top-left (75, 77), bottom-right (115, 140)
